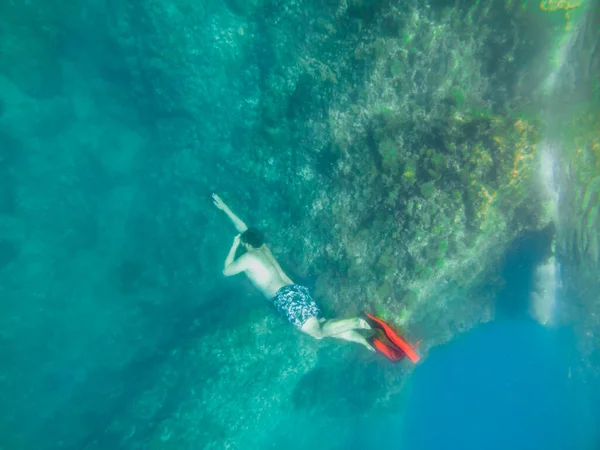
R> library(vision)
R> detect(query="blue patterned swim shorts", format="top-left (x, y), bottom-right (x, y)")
top-left (272, 284), bottom-right (321, 328)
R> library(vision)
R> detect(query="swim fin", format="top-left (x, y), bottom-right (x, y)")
top-left (365, 313), bottom-right (420, 363)
top-left (372, 337), bottom-right (406, 361)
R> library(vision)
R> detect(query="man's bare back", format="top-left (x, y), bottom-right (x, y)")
top-left (237, 246), bottom-right (290, 298)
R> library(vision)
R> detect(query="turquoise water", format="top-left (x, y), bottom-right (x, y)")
top-left (1, 1), bottom-right (599, 449)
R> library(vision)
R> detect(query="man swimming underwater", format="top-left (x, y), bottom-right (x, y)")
top-left (213, 193), bottom-right (375, 352)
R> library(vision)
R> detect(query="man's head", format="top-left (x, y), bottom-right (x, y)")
top-left (240, 227), bottom-right (264, 250)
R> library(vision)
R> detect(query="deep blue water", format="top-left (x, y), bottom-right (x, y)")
top-left (341, 318), bottom-right (599, 450)
top-left (356, 229), bottom-right (600, 450)
top-left (399, 319), bottom-right (597, 450)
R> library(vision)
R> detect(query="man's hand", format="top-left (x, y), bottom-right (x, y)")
top-left (224, 234), bottom-right (244, 276)
top-left (212, 193), bottom-right (229, 211)
top-left (212, 194), bottom-right (248, 233)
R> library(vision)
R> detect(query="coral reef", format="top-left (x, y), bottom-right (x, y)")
top-left (1, 0), bottom-right (598, 449)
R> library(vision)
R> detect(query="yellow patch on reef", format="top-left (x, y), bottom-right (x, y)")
top-left (474, 143), bottom-right (493, 166)
top-left (514, 118), bottom-right (527, 133)
top-left (539, 0), bottom-right (581, 13)
top-left (510, 148), bottom-right (535, 182)
top-left (476, 186), bottom-right (497, 222)
top-left (509, 119), bottom-right (537, 185)
top-left (539, 0), bottom-right (582, 29)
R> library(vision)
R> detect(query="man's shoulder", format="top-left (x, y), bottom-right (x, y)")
top-left (245, 249), bottom-right (273, 268)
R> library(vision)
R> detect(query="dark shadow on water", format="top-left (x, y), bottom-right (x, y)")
top-left (62, 282), bottom-right (266, 449)
top-left (292, 348), bottom-right (386, 418)
top-left (495, 224), bottom-right (554, 319)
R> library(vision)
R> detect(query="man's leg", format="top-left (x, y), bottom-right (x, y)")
top-left (331, 330), bottom-right (376, 352)
top-left (301, 317), bottom-right (375, 351)
top-left (321, 317), bottom-right (371, 336)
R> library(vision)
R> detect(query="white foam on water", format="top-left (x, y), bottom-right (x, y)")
top-left (530, 256), bottom-right (559, 326)
top-left (530, 146), bottom-right (561, 326)
top-left (538, 145), bottom-right (560, 222)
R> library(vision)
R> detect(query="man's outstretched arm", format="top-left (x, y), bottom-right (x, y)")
top-left (213, 193), bottom-right (248, 233)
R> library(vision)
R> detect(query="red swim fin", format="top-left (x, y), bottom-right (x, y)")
top-left (372, 337), bottom-right (405, 361)
top-left (365, 313), bottom-right (420, 363)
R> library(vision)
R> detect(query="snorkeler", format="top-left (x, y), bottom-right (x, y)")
top-left (212, 193), bottom-right (376, 352)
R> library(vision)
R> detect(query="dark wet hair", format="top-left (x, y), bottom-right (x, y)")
top-left (240, 227), bottom-right (264, 248)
